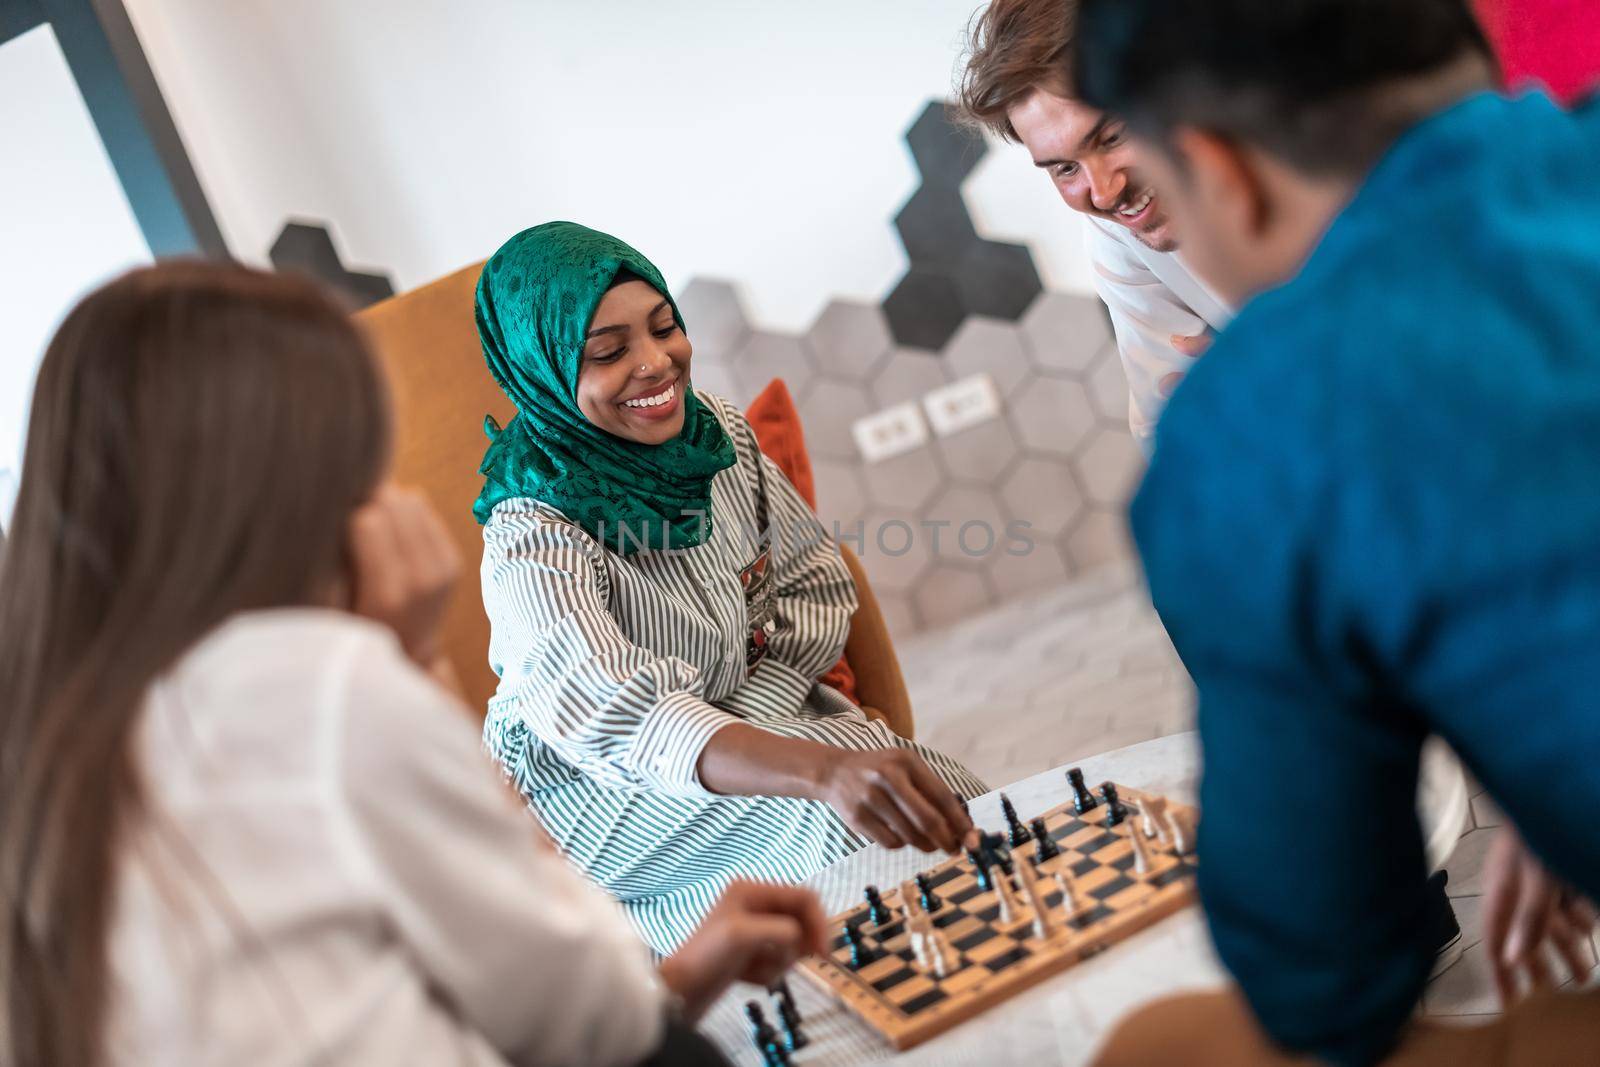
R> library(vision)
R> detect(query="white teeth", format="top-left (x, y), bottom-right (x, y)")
top-left (1118, 190), bottom-right (1154, 217)
top-left (623, 383), bottom-right (675, 409)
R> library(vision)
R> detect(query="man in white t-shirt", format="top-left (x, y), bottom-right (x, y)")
top-left (958, 0), bottom-right (1233, 451)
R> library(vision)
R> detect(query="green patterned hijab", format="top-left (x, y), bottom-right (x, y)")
top-left (473, 222), bottom-right (736, 552)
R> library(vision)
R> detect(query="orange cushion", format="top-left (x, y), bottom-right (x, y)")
top-left (743, 379), bottom-right (861, 705)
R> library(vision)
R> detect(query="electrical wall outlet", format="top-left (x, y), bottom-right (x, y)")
top-left (852, 402), bottom-right (929, 463)
top-left (923, 373), bottom-right (1002, 436)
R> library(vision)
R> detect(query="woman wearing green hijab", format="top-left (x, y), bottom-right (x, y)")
top-left (476, 222), bottom-right (987, 952)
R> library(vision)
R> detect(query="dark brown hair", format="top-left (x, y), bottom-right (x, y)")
top-left (957, 0), bottom-right (1078, 141)
top-left (0, 261), bottom-right (391, 1067)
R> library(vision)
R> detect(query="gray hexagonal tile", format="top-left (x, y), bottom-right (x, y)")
top-left (853, 508), bottom-right (937, 594)
top-left (797, 378), bottom-right (871, 462)
top-left (805, 300), bottom-right (893, 381)
top-left (1011, 376), bottom-right (1096, 457)
top-left (676, 278), bottom-right (750, 365)
top-left (1074, 426), bottom-right (1147, 507)
top-left (943, 317), bottom-right (1032, 398)
top-left (870, 346), bottom-right (951, 407)
top-left (954, 241), bottom-right (1043, 322)
top-left (1085, 343), bottom-right (1131, 423)
top-left (936, 417), bottom-right (1021, 484)
top-left (985, 536), bottom-right (1072, 600)
top-left (813, 459), bottom-right (868, 529)
top-left (913, 564), bottom-right (997, 632)
top-left (884, 270), bottom-right (968, 351)
top-left (731, 331), bottom-right (816, 402)
top-left (859, 446), bottom-right (944, 513)
top-left (921, 485), bottom-right (1009, 565)
top-left (688, 361), bottom-right (748, 408)
top-left (905, 99), bottom-right (986, 188)
top-left (1021, 292), bottom-right (1115, 376)
top-left (1064, 508), bottom-right (1136, 572)
top-left (999, 456), bottom-right (1087, 537)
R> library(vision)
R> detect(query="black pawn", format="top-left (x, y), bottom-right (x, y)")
top-left (966, 845), bottom-right (993, 891)
top-left (864, 884), bottom-right (891, 925)
top-left (916, 871), bottom-right (943, 912)
top-left (1068, 767), bottom-right (1097, 814)
top-left (843, 919), bottom-right (873, 969)
top-left (769, 979), bottom-right (808, 1051)
top-left (1001, 793), bottom-right (1032, 848)
top-left (1032, 818), bottom-right (1060, 863)
top-left (981, 830), bottom-right (1014, 876)
top-left (1100, 782), bottom-right (1127, 827)
top-left (746, 1001), bottom-right (790, 1066)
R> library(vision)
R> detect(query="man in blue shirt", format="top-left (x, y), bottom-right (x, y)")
top-left (1068, 0), bottom-right (1600, 1063)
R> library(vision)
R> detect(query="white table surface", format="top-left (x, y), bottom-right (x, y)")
top-left (702, 731), bottom-right (1470, 1066)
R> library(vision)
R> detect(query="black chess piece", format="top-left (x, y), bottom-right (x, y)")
top-left (915, 871), bottom-right (943, 912)
top-left (843, 920), bottom-right (873, 969)
top-left (746, 1001), bottom-right (790, 1066)
top-left (1001, 793), bottom-right (1032, 848)
top-left (1032, 818), bottom-right (1060, 863)
top-left (1068, 767), bottom-right (1097, 814)
top-left (1100, 782), bottom-right (1127, 828)
top-left (980, 830), bottom-right (1014, 876)
top-left (864, 884), bottom-right (891, 925)
top-left (769, 979), bottom-right (808, 1051)
top-left (966, 845), bottom-right (993, 891)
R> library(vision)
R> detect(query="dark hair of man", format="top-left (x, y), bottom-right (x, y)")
top-left (957, 0), bottom-right (1078, 141)
top-left (1071, 0), bottom-right (1495, 176)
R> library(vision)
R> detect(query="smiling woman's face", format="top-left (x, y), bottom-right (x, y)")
top-left (576, 279), bottom-right (692, 445)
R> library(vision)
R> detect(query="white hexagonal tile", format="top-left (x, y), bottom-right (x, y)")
top-left (943, 317), bottom-right (1032, 398)
top-left (859, 446), bottom-right (944, 513)
top-left (1074, 425), bottom-right (1147, 508)
top-left (732, 331), bottom-right (816, 403)
top-left (852, 509), bottom-right (938, 594)
top-left (797, 378), bottom-right (872, 463)
top-left (1000, 456), bottom-right (1087, 537)
top-left (921, 485), bottom-right (1009, 566)
top-left (812, 458), bottom-right (868, 529)
top-left (1064, 508), bottom-right (1136, 573)
top-left (913, 564), bottom-right (997, 632)
top-left (1011, 376), bottom-right (1096, 457)
top-left (985, 536), bottom-right (1073, 600)
top-left (936, 417), bottom-right (1021, 484)
top-left (1020, 292), bottom-right (1114, 376)
top-left (676, 277), bottom-right (750, 365)
top-left (805, 300), bottom-right (893, 381)
top-left (869, 346), bottom-right (951, 408)
top-left (1085, 343), bottom-right (1131, 423)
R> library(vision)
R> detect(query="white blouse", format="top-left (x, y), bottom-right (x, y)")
top-left (107, 609), bottom-right (664, 1067)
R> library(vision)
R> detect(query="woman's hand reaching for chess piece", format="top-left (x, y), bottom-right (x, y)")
top-left (812, 748), bottom-right (973, 854)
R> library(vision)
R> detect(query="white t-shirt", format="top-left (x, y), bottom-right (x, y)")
top-left (1086, 217), bottom-right (1234, 450)
top-left (107, 609), bottom-right (665, 1067)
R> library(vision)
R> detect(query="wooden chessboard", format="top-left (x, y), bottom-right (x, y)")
top-left (794, 783), bottom-right (1199, 1051)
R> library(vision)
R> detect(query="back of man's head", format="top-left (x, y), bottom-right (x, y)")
top-left (1072, 0), bottom-right (1493, 175)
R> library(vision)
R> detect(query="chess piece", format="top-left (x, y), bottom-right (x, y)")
top-left (1018, 858), bottom-right (1055, 939)
top-left (769, 979), bottom-right (808, 1051)
top-left (916, 871), bottom-right (943, 912)
top-left (924, 925), bottom-right (958, 978)
top-left (967, 845), bottom-right (993, 891)
top-left (1002, 793), bottom-right (1032, 848)
top-left (905, 910), bottom-right (934, 969)
top-left (746, 1001), bottom-right (790, 1066)
top-left (1054, 868), bottom-right (1082, 917)
top-left (1141, 795), bottom-right (1170, 846)
top-left (1032, 818), bottom-right (1060, 864)
top-left (993, 868), bottom-right (1023, 924)
top-left (1167, 806), bottom-right (1195, 855)
top-left (1100, 782), bottom-right (1127, 828)
top-left (843, 920), bottom-right (873, 969)
top-left (979, 830), bottom-right (1014, 876)
top-left (864, 885), bottom-right (891, 925)
top-left (1068, 767), bottom-right (1098, 814)
top-left (1126, 809), bottom-right (1154, 876)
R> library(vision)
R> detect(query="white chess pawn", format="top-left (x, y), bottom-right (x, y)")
top-left (1126, 812), bottom-right (1154, 877)
top-left (994, 869), bottom-right (1023, 924)
top-left (1017, 859), bottom-right (1055, 939)
top-left (1054, 868), bottom-right (1082, 917)
top-left (1141, 795), bottom-right (1171, 846)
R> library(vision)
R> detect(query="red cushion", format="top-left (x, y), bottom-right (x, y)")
top-left (1476, 0), bottom-right (1600, 105)
top-left (744, 379), bottom-right (861, 705)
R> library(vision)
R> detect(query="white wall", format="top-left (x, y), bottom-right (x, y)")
top-left (123, 0), bottom-right (1097, 331)
top-left (0, 25), bottom-right (153, 526)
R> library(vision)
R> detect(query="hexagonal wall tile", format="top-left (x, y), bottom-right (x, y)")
top-left (1074, 426), bottom-right (1146, 508)
top-left (676, 278), bottom-right (750, 365)
top-left (1011, 376), bottom-right (1096, 457)
top-left (884, 270), bottom-right (968, 352)
top-left (954, 241), bottom-right (1042, 322)
top-left (859, 446), bottom-right (944, 513)
top-left (873, 589), bottom-right (921, 641)
top-left (895, 185), bottom-right (982, 271)
top-left (943, 317), bottom-right (1032, 398)
top-left (870, 346), bottom-right (950, 407)
top-left (798, 378), bottom-right (871, 463)
top-left (852, 508), bottom-right (938, 594)
top-left (688, 363), bottom-right (747, 408)
top-left (1021, 292), bottom-right (1114, 376)
top-left (999, 456), bottom-right (1087, 537)
top-left (913, 564), bottom-right (997, 632)
top-left (985, 537), bottom-right (1073, 600)
top-left (921, 485), bottom-right (1009, 565)
top-left (936, 417), bottom-right (1021, 484)
top-left (1085, 343), bottom-right (1131, 423)
top-left (731, 331), bottom-right (816, 403)
top-left (905, 100), bottom-right (986, 188)
top-left (805, 300), bottom-right (892, 381)
top-left (1064, 508), bottom-right (1136, 572)
top-left (812, 458), bottom-right (869, 530)
top-left (269, 221), bottom-right (395, 309)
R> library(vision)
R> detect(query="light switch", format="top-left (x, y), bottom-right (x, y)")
top-left (852, 402), bottom-right (929, 463)
top-left (923, 373), bottom-right (1001, 436)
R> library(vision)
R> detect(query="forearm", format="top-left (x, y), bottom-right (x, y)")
top-left (694, 722), bottom-right (830, 800)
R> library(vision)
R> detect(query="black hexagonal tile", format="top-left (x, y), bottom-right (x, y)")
top-left (905, 100), bottom-right (987, 188)
top-left (894, 186), bottom-right (981, 271)
top-left (954, 240), bottom-right (1043, 322)
top-left (269, 220), bottom-right (394, 309)
top-left (883, 270), bottom-right (968, 352)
